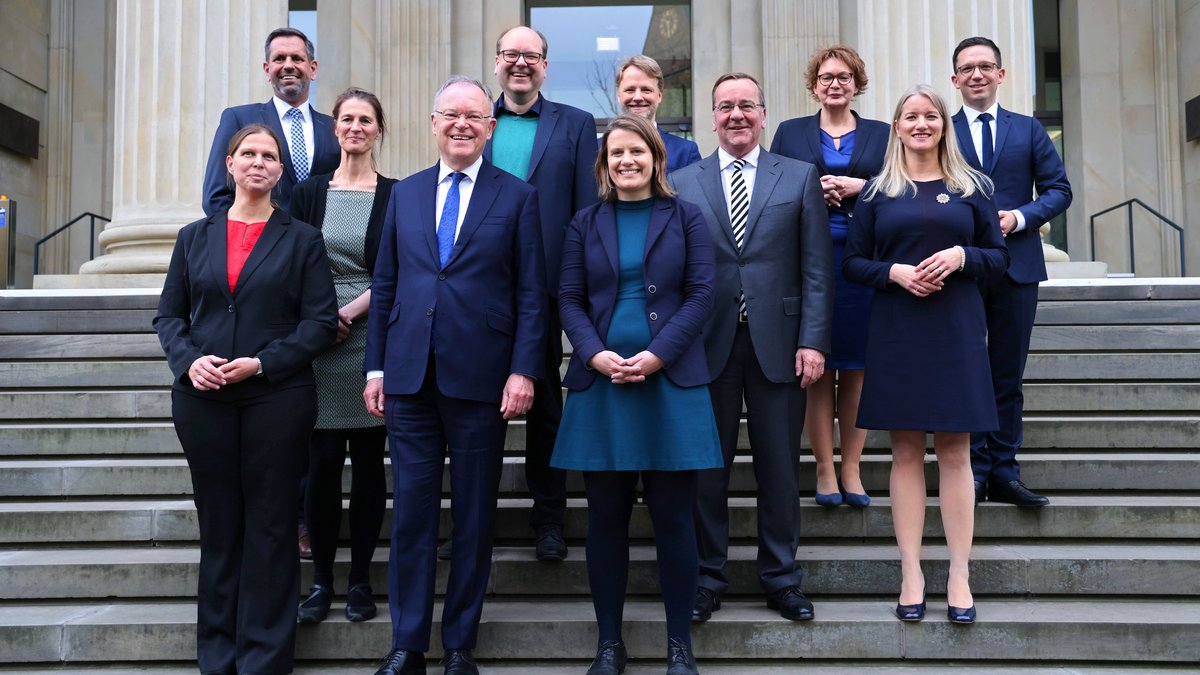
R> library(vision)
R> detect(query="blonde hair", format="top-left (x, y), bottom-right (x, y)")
top-left (864, 84), bottom-right (993, 201)
top-left (594, 114), bottom-right (675, 202)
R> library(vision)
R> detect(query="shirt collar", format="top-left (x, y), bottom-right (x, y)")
top-left (438, 155), bottom-right (483, 184)
top-left (962, 102), bottom-right (999, 124)
top-left (272, 96), bottom-right (311, 123)
top-left (718, 145), bottom-right (761, 171)
top-left (494, 93), bottom-right (543, 117)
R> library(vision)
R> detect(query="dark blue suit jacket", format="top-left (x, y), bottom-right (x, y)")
top-left (364, 160), bottom-right (548, 403)
top-left (952, 106), bottom-right (1072, 284)
top-left (558, 197), bottom-right (715, 390)
top-left (769, 111), bottom-right (889, 216)
top-left (154, 209), bottom-right (338, 399)
top-left (486, 95), bottom-right (599, 296)
top-left (202, 100), bottom-right (340, 216)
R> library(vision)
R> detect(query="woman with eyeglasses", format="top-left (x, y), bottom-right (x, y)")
top-left (770, 45), bottom-right (889, 508)
top-left (289, 88), bottom-right (398, 625)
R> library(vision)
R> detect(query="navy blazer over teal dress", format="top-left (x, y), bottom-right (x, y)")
top-left (552, 197), bottom-right (722, 471)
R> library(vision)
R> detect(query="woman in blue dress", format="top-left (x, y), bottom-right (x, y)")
top-left (553, 113), bottom-right (722, 675)
top-left (770, 45), bottom-right (888, 507)
top-left (843, 84), bottom-right (1009, 624)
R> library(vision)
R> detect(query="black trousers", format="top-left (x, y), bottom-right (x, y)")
top-left (525, 297), bottom-right (566, 529)
top-left (173, 386), bottom-right (315, 675)
top-left (304, 426), bottom-right (387, 590)
top-left (696, 323), bottom-right (806, 595)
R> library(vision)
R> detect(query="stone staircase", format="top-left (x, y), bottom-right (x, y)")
top-left (1, 281), bottom-right (1198, 673)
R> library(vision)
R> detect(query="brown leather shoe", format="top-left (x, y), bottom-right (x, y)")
top-left (298, 523), bottom-right (312, 559)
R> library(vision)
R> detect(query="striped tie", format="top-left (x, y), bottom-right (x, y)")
top-left (730, 159), bottom-right (748, 318)
top-left (285, 107), bottom-right (309, 182)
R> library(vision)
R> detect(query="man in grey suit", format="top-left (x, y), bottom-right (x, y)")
top-left (670, 72), bottom-right (833, 623)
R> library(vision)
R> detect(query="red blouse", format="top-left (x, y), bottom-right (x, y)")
top-left (226, 219), bottom-right (267, 293)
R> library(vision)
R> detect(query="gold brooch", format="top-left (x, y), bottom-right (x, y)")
top-left (936, 193), bottom-right (950, 204)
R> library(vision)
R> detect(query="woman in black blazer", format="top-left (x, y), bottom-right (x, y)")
top-left (551, 114), bottom-right (721, 675)
top-left (289, 88), bottom-right (397, 624)
top-left (769, 45), bottom-right (889, 508)
top-left (154, 123), bottom-right (337, 675)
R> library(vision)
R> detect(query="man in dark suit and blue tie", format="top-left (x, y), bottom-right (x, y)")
top-left (671, 73), bottom-right (833, 623)
top-left (363, 76), bottom-right (547, 675)
top-left (201, 27), bottom-right (340, 216)
top-left (950, 36), bottom-right (1072, 507)
top-left (482, 25), bottom-right (599, 562)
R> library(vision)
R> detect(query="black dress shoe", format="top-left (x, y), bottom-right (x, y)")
top-left (690, 587), bottom-right (721, 622)
top-left (586, 639), bottom-right (627, 675)
top-left (345, 583), bottom-right (377, 622)
top-left (766, 585), bottom-right (815, 621)
top-left (437, 539), bottom-right (452, 561)
top-left (442, 648), bottom-right (479, 675)
top-left (374, 648), bottom-right (427, 675)
top-left (974, 480), bottom-right (986, 505)
top-left (297, 584), bottom-right (331, 624)
top-left (535, 524), bottom-right (567, 561)
top-left (987, 479), bottom-right (1049, 507)
top-left (665, 637), bottom-right (699, 675)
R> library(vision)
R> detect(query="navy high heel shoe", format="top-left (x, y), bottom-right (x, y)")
top-left (814, 490), bottom-right (843, 507)
top-left (895, 575), bottom-right (926, 622)
top-left (947, 604), bottom-right (977, 624)
top-left (840, 486), bottom-right (871, 508)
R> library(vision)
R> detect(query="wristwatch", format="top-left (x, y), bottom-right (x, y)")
top-left (254, 358), bottom-right (264, 377)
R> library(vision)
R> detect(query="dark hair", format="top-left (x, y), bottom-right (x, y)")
top-left (225, 123), bottom-right (283, 193)
top-left (710, 72), bottom-right (764, 108)
top-left (264, 27), bottom-right (315, 61)
top-left (496, 26), bottom-right (549, 58)
top-left (333, 87), bottom-right (387, 142)
top-left (594, 114), bottom-right (674, 202)
top-left (804, 44), bottom-right (869, 102)
top-left (952, 36), bottom-right (1002, 70)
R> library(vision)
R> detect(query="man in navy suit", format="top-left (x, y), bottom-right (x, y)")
top-left (950, 36), bottom-right (1072, 507)
top-left (614, 54), bottom-right (702, 172)
top-left (482, 25), bottom-right (598, 562)
top-left (201, 27), bottom-right (340, 216)
top-left (363, 76), bottom-right (547, 675)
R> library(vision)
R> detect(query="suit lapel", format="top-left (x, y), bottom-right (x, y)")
top-left (802, 116), bottom-right (827, 174)
top-left (259, 101), bottom-right (297, 181)
top-left (596, 202), bottom-right (619, 277)
top-left (310, 106), bottom-right (334, 171)
top-left (952, 110), bottom-right (982, 171)
top-left (991, 106), bottom-right (1012, 174)
top-left (445, 163), bottom-right (499, 267)
top-left (743, 150), bottom-right (781, 247)
top-left (698, 155), bottom-right (736, 249)
top-left (206, 213), bottom-right (234, 304)
top-left (527, 97), bottom-right (559, 180)
top-left (644, 197), bottom-right (672, 255)
top-left (844, 112), bottom-right (870, 176)
top-left (233, 210), bottom-right (288, 291)
top-left (417, 165), bottom-right (440, 265)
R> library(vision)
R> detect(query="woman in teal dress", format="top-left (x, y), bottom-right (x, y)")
top-left (552, 114), bottom-right (721, 675)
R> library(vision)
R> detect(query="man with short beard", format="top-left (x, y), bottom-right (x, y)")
top-left (202, 27), bottom-right (340, 215)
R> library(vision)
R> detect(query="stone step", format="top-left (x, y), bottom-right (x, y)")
top-left (0, 334), bottom-right (163, 360)
top-left (0, 290), bottom-right (160, 311)
top-left (4, 381), bottom-right (1194, 421)
top-left (1023, 352), bottom-right (1200, 380)
top-left (2, 496), bottom-right (1196, 545)
top-left (2, 598), bottom-right (1197, 664)
top-left (3, 543), bottom-right (1195, 600)
top-left (4, 452), bottom-right (1197, 498)
top-left (3, 414), bottom-right (1197, 458)
top-left (0, 309), bottom-right (158, 334)
top-left (0, 362), bottom-right (172, 389)
top-left (1029, 325), bottom-right (1200, 351)
top-left (2, 666), bottom-right (1192, 675)
top-left (1033, 299), bottom-right (1200, 324)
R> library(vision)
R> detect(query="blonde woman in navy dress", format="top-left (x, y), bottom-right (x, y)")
top-left (552, 113), bottom-right (721, 675)
top-left (843, 84), bottom-right (1009, 624)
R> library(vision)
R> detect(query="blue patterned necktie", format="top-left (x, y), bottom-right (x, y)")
top-left (285, 107), bottom-right (309, 181)
top-left (437, 172), bottom-right (466, 267)
top-left (978, 112), bottom-right (994, 171)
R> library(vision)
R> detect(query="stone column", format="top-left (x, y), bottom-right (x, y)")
top-left (852, 0), bottom-right (1034, 121)
top-left (81, 0), bottom-right (286, 275)
top-left (760, 0), bottom-right (839, 147)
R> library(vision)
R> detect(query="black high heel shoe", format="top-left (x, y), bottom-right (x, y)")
top-left (894, 574), bottom-right (926, 622)
top-left (945, 572), bottom-right (976, 624)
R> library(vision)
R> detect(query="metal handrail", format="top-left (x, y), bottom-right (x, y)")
top-left (33, 212), bottom-right (110, 275)
top-left (1089, 198), bottom-right (1186, 276)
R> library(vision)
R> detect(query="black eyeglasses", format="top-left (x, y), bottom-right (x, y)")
top-left (956, 62), bottom-right (998, 76)
top-left (497, 50), bottom-right (544, 65)
top-left (817, 73), bottom-right (854, 86)
top-left (713, 101), bottom-right (764, 115)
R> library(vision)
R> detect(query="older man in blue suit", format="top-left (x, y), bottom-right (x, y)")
top-left (950, 36), bottom-right (1072, 507)
top-left (481, 25), bottom-right (599, 562)
top-left (201, 27), bottom-right (339, 216)
top-left (363, 76), bottom-right (547, 675)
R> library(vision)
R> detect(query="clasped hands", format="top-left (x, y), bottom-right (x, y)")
top-left (819, 174), bottom-right (865, 208)
top-left (889, 246), bottom-right (964, 298)
top-left (588, 350), bottom-right (664, 384)
top-left (362, 372), bottom-right (534, 421)
top-left (188, 354), bottom-right (259, 391)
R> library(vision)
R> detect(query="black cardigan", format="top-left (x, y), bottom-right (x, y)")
top-left (289, 171), bottom-right (398, 276)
